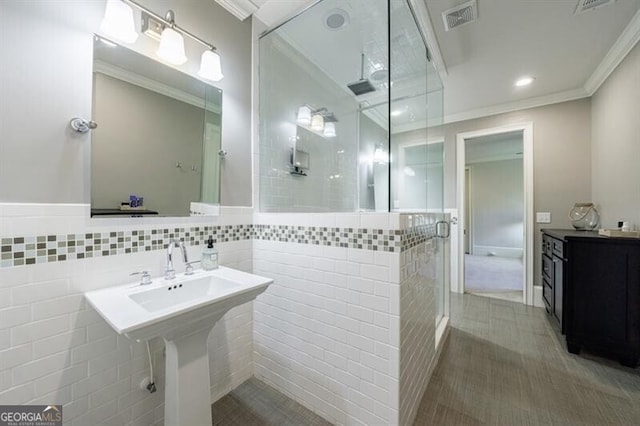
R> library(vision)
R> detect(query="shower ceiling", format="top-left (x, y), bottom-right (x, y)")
top-left (276, 0), bottom-right (443, 133)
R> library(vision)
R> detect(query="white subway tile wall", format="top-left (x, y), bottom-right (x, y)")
top-left (252, 213), bottom-right (441, 425)
top-left (0, 204), bottom-right (255, 425)
top-left (399, 236), bottom-right (438, 426)
top-left (1, 206), bottom-right (444, 426)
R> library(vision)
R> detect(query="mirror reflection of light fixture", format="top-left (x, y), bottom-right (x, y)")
top-left (297, 106), bottom-right (338, 138)
top-left (373, 144), bottom-right (389, 164)
top-left (100, 0), bottom-right (138, 43)
top-left (296, 106), bottom-right (312, 125)
top-left (323, 122), bottom-right (336, 138)
top-left (100, 0), bottom-right (223, 80)
top-left (198, 49), bottom-right (224, 81)
top-left (311, 114), bottom-right (325, 132)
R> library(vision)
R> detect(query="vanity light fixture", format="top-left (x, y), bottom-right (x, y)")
top-left (100, 0), bottom-right (138, 43)
top-left (296, 105), bottom-right (312, 125)
top-left (157, 13), bottom-right (187, 65)
top-left (323, 122), bottom-right (336, 138)
top-left (198, 49), bottom-right (224, 82)
top-left (297, 106), bottom-right (338, 138)
top-left (311, 114), bottom-right (325, 132)
top-left (100, 0), bottom-right (223, 80)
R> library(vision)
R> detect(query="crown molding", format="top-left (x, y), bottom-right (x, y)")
top-left (215, 0), bottom-right (259, 21)
top-left (584, 8), bottom-right (640, 95)
top-left (444, 87), bottom-right (589, 124)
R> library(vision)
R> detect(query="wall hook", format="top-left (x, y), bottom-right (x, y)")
top-left (69, 117), bottom-right (97, 134)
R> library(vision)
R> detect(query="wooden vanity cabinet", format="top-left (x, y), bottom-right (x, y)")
top-left (542, 229), bottom-right (640, 367)
top-left (541, 233), bottom-right (565, 332)
top-left (565, 236), bottom-right (640, 367)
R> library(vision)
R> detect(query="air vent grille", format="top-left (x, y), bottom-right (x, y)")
top-left (574, 0), bottom-right (616, 14)
top-left (442, 0), bottom-right (477, 32)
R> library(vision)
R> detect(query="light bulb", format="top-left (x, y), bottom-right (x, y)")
top-left (296, 106), bottom-right (312, 126)
top-left (323, 122), bottom-right (336, 138)
top-left (198, 50), bottom-right (224, 81)
top-left (311, 114), bottom-right (324, 132)
top-left (100, 0), bottom-right (138, 44)
top-left (157, 27), bottom-right (187, 65)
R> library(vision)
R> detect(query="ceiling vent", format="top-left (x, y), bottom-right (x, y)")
top-left (574, 0), bottom-right (616, 15)
top-left (442, 0), bottom-right (477, 32)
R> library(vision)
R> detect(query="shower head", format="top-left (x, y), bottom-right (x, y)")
top-left (348, 53), bottom-right (376, 96)
top-left (348, 79), bottom-right (376, 96)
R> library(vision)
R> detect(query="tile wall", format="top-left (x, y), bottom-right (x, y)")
top-left (1, 207), bottom-right (447, 426)
top-left (0, 204), bottom-right (254, 425)
top-left (399, 226), bottom-right (438, 426)
top-left (252, 212), bottom-right (443, 425)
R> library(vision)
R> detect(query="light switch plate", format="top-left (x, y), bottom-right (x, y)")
top-left (536, 212), bottom-right (551, 223)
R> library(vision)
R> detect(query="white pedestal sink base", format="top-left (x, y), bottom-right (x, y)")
top-left (84, 267), bottom-right (273, 426)
top-left (164, 326), bottom-right (216, 426)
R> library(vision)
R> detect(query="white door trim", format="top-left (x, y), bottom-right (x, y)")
top-left (455, 123), bottom-right (534, 305)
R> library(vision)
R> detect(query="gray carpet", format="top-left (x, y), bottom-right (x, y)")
top-left (465, 254), bottom-right (523, 291)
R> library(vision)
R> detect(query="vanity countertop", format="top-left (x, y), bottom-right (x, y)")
top-left (541, 228), bottom-right (600, 240)
top-left (542, 228), bottom-right (640, 244)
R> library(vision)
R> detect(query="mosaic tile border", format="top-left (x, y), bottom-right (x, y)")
top-left (1, 223), bottom-right (435, 268)
top-left (254, 225), bottom-right (402, 252)
top-left (402, 224), bottom-right (437, 252)
top-left (1, 225), bottom-right (252, 268)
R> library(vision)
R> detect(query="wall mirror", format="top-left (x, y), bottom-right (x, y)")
top-left (91, 36), bottom-right (222, 217)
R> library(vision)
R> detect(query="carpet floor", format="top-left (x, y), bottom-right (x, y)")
top-left (465, 254), bottom-right (523, 292)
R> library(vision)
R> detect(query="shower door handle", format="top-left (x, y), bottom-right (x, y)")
top-left (436, 220), bottom-right (450, 239)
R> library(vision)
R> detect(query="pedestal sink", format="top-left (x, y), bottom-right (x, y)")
top-left (85, 266), bottom-right (272, 426)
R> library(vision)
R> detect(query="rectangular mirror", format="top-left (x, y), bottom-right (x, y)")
top-left (91, 36), bottom-right (222, 217)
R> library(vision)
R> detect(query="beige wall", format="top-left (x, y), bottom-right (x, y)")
top-left (591, 42), bottom-right (640, 228)
top-left (92, 73), bottom-right (204, 216)
top-left (439, 98), bottom-right (592, 287)
top-left (469, 159), bottom-right (524, 255)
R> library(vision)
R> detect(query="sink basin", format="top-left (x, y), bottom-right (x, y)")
top-left (128, 275), bottom-right (240, 313)
top-left (85, 266), bottom-right (272, 426)
top-left (85, 266), bottom-right (271, 341)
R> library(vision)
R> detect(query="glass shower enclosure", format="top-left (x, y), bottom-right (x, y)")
top-left (257, 1), bottom-right (447, 423)
top-left (258, 0), bottom-right (443, 213)
top-left (258, 0), bottom-right (445, 317)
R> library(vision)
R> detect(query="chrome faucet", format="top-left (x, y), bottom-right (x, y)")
top-left (165, 239), bottom-right (188, 280)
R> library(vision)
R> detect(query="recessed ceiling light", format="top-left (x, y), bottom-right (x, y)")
top-left (391, 110), bottom-right (403, 117)
top-left (515, 76), bottom-right (535, 87)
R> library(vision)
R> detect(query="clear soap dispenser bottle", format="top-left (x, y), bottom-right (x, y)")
top-left (201, 236), bottom-right (218, 270)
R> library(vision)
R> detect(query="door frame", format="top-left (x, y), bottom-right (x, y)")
top-left (455, 123), bottom-right (534, 305)
top-left (464, 166), bottom-right (473, 255)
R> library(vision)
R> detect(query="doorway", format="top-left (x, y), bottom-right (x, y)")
top-left (456, 123), bottom-right (534, 305)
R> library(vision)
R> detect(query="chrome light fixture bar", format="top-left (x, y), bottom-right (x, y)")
top-left (125, 1), bottom-right (214, 51)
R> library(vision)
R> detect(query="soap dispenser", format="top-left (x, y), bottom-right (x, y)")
top-left (201, 236), bottom-right (218, 270)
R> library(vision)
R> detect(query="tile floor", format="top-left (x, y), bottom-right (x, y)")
top-left (211, 377), bottom-right (331, 426)
top-left (414, 293), bottom-right (640, 425)
top-left (212, 293), bottom-right (640, 425)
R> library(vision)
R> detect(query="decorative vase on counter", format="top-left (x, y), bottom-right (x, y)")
top-left (569, 202), bottom-right (599, 230)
